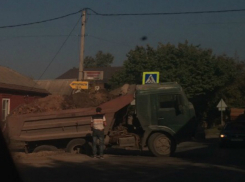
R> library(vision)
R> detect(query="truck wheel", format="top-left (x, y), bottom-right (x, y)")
top-left (66, 138), bottom-right (87, 154)
top-left (33, 145), bottom-right (58, 153)
top-left (148, 133), bottom-right (174, 157)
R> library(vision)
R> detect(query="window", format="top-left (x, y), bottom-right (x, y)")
top-left (158, 94), bottom-right (182, 109)
top-left (2, 99), bottom-right (10, 121)
top-left (158, 94), bottom-right (183, 115)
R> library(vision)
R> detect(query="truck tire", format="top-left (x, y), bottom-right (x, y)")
top-left (65, 138), bottom-right (87, 154)
top-left (33, 145), bottom-right (58, 153)
top-left (148, 133), bottom-right (174, 157)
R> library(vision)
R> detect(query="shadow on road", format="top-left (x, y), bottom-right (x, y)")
top-left (104, 147), bottom-right (152, 157)
top-left (14, 137), bottom-right (245, 182)
top-left (17, 154), bottom-right (245, 182)
top-left (174, 137), bottom-right (245, 168)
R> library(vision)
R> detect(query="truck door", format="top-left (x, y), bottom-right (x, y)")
top-left (157, 94), bottom-right (193, 138)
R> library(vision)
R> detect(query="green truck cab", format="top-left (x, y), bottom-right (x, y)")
top-left (133, 82), bottom-right (196, 156)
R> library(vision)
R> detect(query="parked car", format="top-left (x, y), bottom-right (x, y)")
top-left (219, 121), bottom-right (245, 148)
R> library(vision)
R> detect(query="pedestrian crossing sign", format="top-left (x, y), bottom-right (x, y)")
top-left (142, 72), bottom-right (159, 84)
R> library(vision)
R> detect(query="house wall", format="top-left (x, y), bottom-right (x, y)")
top-left (0, 93), bottom-right (42, 122)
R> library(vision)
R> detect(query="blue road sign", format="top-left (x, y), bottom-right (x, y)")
top-left (142, 72), bottom-right (159, 84)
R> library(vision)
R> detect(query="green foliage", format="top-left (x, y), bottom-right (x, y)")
top-left (110, 41), bottom-right (244, 123)
top-left (84, 51), bottom-right (114, 68)
top-left (204, 61), bottom-right (245, 125)
top-left (210, 62), bottom-right (245, 108)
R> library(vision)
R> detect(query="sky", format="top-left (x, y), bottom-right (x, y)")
top-left (1, 0), bottom-right (245, 80)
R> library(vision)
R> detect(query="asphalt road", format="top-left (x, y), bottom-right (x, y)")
top-left (13, 135), bottom-right (245, 182)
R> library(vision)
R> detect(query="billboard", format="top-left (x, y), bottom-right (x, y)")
top-left (84, 71), bottom-right (103, 80)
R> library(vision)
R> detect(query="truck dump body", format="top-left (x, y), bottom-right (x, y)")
top-left (6, 94), bottom-right (134, 142)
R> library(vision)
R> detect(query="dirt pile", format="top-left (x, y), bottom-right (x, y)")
top-left (70, 89), bottom-right (117, 108)
top-left (11, 89), bottom-right (118, 115)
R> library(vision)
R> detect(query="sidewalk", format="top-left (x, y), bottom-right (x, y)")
top-left (205, 127), bottom-right (220, 139)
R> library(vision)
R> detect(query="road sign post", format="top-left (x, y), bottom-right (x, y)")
top-left (216, 99), bottom-right (227, 126)
top-left (70, 81), bottom-right (88, 90)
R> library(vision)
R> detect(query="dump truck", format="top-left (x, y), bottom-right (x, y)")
top-left (6, 82), bottom-right (197, 157)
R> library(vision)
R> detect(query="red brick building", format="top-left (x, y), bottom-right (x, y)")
top-left (0, 66), bottom-right (49, 123)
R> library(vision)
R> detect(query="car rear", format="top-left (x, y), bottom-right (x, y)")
top-left (219, 122), bottom-right (245, 147)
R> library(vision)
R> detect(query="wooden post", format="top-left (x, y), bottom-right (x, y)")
top-left (78, 9), bottom-right (86, 81)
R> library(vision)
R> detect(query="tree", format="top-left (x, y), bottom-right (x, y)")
top-left (110, 41), bottom-right (242, 122)
top-left (206, 61), bottom-right (245, 126)
top-left (84, 51), bottom-right (114, 68)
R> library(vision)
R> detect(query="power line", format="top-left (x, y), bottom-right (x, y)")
top-left (0, 35), bottom-right (79, 42)
top-left (36, 16), bottom-right (82, 81)
top-left (87, 8), bottom-right (245, 16)
top-left (0, 9), bottom-right (84, 29)
top-left (1, 8), bottom-right (245, 29)
top-left (1, 35), bottom-right (79, 38)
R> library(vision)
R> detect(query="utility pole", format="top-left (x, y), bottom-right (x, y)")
top-left (78, 9), bottom-right (86, 81)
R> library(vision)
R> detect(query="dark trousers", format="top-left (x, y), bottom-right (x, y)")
top-left (92, 129), bottom-right (104, 156)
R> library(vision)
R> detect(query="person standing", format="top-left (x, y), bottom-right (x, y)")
top-left (91, 107), bottom-right (107, 159)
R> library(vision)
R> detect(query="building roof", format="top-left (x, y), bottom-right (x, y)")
top-left (36, 79), bottom-right (74, 95)
top-left (56, 67), bottom-right (123, 82)
top-left (0, 66), bottom-right (49, 94)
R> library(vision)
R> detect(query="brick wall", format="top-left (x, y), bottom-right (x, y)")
top-left (0, 93), bottom-right (42, 122)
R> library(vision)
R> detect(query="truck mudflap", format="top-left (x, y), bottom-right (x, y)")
top-left (6, 94), bottom-right (134, 142)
